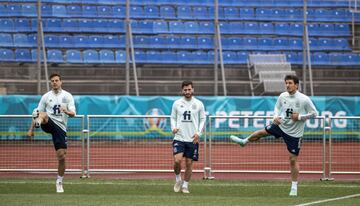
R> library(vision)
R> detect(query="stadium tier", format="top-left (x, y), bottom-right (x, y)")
top-left (0, 0), bottom-right (358, 65)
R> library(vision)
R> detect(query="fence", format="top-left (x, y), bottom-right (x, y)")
top-left (0, 115), bottom-right (359, 180)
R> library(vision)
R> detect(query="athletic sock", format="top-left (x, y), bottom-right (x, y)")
top-left (57, 175), bottom-right (63, 183)
top-left (182, 181), bottom-right (189, 188)
top-left (175, 174), bottom-right (182, 182)
top-left (291, 181), bottom-right (298, 190)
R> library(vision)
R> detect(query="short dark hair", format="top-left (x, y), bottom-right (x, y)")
top-left (182, 80), bottom-right (193, 88)
top-left (284, 74), bottom-right (299, 85)
top-left (50, 73), bottom-right (61, 80)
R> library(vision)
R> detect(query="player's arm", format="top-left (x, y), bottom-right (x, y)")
top-left (28, 95), bottom-right (46, 137)
top-left (273, 96), bottom-right (283, 125)
top-left (61, 94), bottom-right (76, 117)
top-left (294, 97), bottom-right (318, 121)
top-left (193, 102), bottom-right (206, 144)
top-left (170, 102), bottom-right (178, 134)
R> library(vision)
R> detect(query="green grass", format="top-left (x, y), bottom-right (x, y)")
top-left (1, 179), bottom-right (360, 206)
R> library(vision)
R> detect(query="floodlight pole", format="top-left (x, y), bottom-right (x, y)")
top-left (125, 0), bottom-right (130, 95)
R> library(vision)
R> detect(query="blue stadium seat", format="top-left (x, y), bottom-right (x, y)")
top-left (0, 5), bottom-right (6, 17)
top-left (99, 50), bottom-right (115, 64)
top-left (242, 38), bottom-right (257, 50)
top-left (192, 6), bottom-right (210, 20)
top-left (329, 52), bottom-right (346, 66)
top-left (285, 8), bottom-right (302, 21)
top-left (288, 23), bottom-right (303, 36)
top-left (197, 36), bottom-right (213, 49)
top-left (237, 51), bottom-right (248, 64)
top-left (312, 52), bottom-right (330, 65)
top-left (66, 5), bottom-right (82, 17)
top-left (160, 6), bottom-right (175, 19)
top-left (308, 39), bottom-right (319, 50)
top-left (315, 38), bottom-right (334, 50)
top-left (115, 50), bottom-right (126, 63)
top-left (7, 5), bottom-right (22, 16)
top-left (52, 5), bottom-right (67, 17)
top-left (179, 36), bottom-right (197, 49)
top-left (184, 22), bottom-right (199, 33)
top-left (14, 19), bottom-right (30, 32)
top-left (31, 49), bottom-right (44, 62)
top-left (13, 34), bottom-right (33, 47)
top-left (334, 24), bottom-right (350, 36)
top-left (0, 49), bottom-right (14, 62)
top-left (82, 5), bottom-right (98, 17)
top-left (145, 50), bottom-right (160, 63)
top-left (83, 49), bottom-right (99, 64)
top-left (318, 24), bottom-right (335, 36)
top-left (73, 35), bottom-right (89, 48)
top-left (208, 7), bottom-right (225, 19)
top-left (239, 8), bottom-right (255, 20)
top-left (0, 19), bottom-right (14, 32)
top-left (144, 6), bottom-right (159, 18)
top-left (103, 35), bottom-right (124, 48)
top-left (45, 19), bottom-right (62, 32)
top-left (273, 38), bottom-right (289, 50)
top-left (259, 23), bottom-right (274, 34)
top-left (223, 51), bottom-right (238, 64)
top-left (289, 38), bottom-right (302, 50)
top-left (41, 5), bottom-right (52, 17)
top-left (192, 51), bottom-right (210, 64)
top-left (44, 35), bottom-right (60, 48)
top-left (66, 50), bottom-right (82, 63)
top-left (177, 51), bottom-right (193, 64)
top-left (107, 20), bottom-right (125, 33)
top-left (285, 52), bottom-right (301, 65)
top-left (133, 21), bottom-right (153, 34)
top-left (149, 36), bottom-right (167, 48)
top-left (62, 19), bottom-right (78, 32)
top-left (59, 35), bottom-right (73, 48)
top-left (89, 35), bottom-right (104, 48)
top-left (177, 6), bottom-right (192, 19)
top-left (167, 36), bottom-right (181, 49)
top-left (334, 38), bottom-right (351, 51)
top-left (15, 49), bottom-right (32, 62)
top-left (131, 6), bottom-right (144, 18)
top-left (224, 7), bottom-right (239, 20)
top-left (258, 38), bottom-right (273, 50)
top-left (308, 24), bottom-right (319, 36)
top-left (228, 22), bottom-right (245, 34)
top-left (134, 36), bottom-right (149, 48)
top-left (169, 21), bottom-right (185, 33)
top-left (342, 53), bottom-right (360, 66)
top-left (330, 9), bottom-right (351, 22)
top-left (161, 51), bottom-right (177, 64)
top-left (255, 8), bottom-right (273, 20)
top-left (112, 6), bottom-right (125, 18)
top-left (21, 5), bottom-right (36, 17)
top-left (243, 22), bottom-right (259, 34)
top-left (0, 33), bottom-right (12, 47)
top-left (153, 21), bottom-right (168, 33)
top-left (275, 23), bottom-right (290, 35)
top-left (134, 50), bottom-right (146, 63)
top-left (314, 9), bottom-right (332, 22)
top-left (98, 6), bottom-right (113, 18)
top-left (79, 19), bottom-right (96, 32)
top-left (47, 49), bottom-right (64, 63)
top-left (198, 22), bottom-right (214, 34)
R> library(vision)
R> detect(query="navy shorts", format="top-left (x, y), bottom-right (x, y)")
top-left (41, 118), bottom-right (67, 151)
top-left (265, 123), bottom-right (302, 156)
top-left (172, 140), bottom-right (199, 161)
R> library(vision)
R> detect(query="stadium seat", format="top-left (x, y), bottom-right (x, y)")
top-left (7, 5), bottom-right (22, 16)
top-left (255, 8), bottom-right (273, 20)
top-left (79, 19), bottom-right (96, 32)
top-left (177, 51), bottom-right (193, 64)
top-left (224, 7), bottom-right (239, 20)
top-left (179, 36), bottom-right (197, 49)
top-left (198, 22), bottom-right (214, 34)
top-left (243, 22), bottom-right (259, 34)
top-left (239, 8), bottom-right (255, 20)
top-left (44, 35), bottom-right (60, 48)
top-left (99, 50), bottom-right (115, 64)
top-left (45, 19), bottom-right (62, 32)
top-left (169, 21), bottom-right (185, 33)
top-left (149, 36), bottom-right (167, 49)
top-left (330, 9), bottom-right (351, 22)
top-left (285, 52), bottom-right (301, 65)
top-left (312, 52), bottom-right (330, 65)
top-left (160, 6), bottom-right (175, 19)
top-left (83, 5), bottom-right (98, 17)
top-left (273, 38), bottom-right (289, 50)
top-left (242, 38), bottom-right (258, 50)
top-left (222, 37), bottom-right (242, 50)
top-left (275, 23), bottom-right (290, 35)
top-left (153, 21), bottom-right (168, 33)
top-left (197, 36), bottom-right (213, 49)
top-left (192, 6), bottom-right (210, 20)
top-left (329, 52), bottom-right (346, 65)
top-left (289, 38), bottom-right (302, 50)
top-left (14, 19), bottom-right (31, 32)
top-left (66, 49), bottom-right (82, 63)
top-left (313, 9), bottom-right (332, 22)
top-left (134, 36), bottom-right (149, 48)
top-left (41, 5), bottom-right (52, 17)
top-left (342, 53), bottom-right (360, 66)
top-left (308, 39), bottom-right (319, 50)
top-left (112, 6), bottom-right (125, 18)
top-left (223, 51), bottom-right (238, 64)
top-left (21, 5), bottom-right (36, 17)
top-left (107, 20), bottom-right (125, 33)
top-left (103, 35), bottom-right (124, 48)
top-left (74, 35), bottom-right (90, 48)
top-left (177, 6), bottom-right (193, 19)
top-left (0, 19), bottom-right (14, 32)
top-left (334, 24), bottom-right (351, 36)
top-left (59, 35), bottom-right (73, 48)
top-left (52, 5), bottom-right (67, 17)
top-left (0, 49), bottom-right (14, 62)
top-left (259, 23), bottom-right (274, 34)
top-left (258, 38), bottom-right (274, 50)
top-left (89, 35), bottom-right (104, 48)
top-left (98, 6), bottom-right (113, 18)
top-left (15, 49), bottom-right (32, 62)
top-left (83, 49), bottom-right (99, 64)
top-left (31, 49), bottom-right (44, 62)
top-left (0, 5), bottom-right (6, 17)
top-left (318, 24), bottom-right (334, 36)
top-left (237, 51), bottom-right (248, 64)
top-left (0, 33), bottom-right (12, 47)
top-left (167, 36), bottom-right (181, 49)
top-left (161, 51), bottom-right (177, 64)
top-left (144, 6), bottom-right (159, 18)
top-left (285, 8), bottom-right (302, 21)
top-left (66, 5), bottom-right (82, 17)
top-left (115, 50), bottom-right (126, 63)
top-left (288, 23), bottom-right (303, 36)
top-left (130, 6), bottom-right (144, 18)
top-left (334, 38), bottom-right (351, 51)
top-left (13, 34), bottom-right (33, 47)
top-left (134, 50), bottom-right (146, 63)
top-left (62, 19), bottom-right (78, 32)
top-left (208, 7), bottom-right (225, 19)
top-left (183, 22), bottom-right (199, 34)
top-left (192, 51), bottom-right (210, 64)
top-left (47, 49), bottom-right (64, 63)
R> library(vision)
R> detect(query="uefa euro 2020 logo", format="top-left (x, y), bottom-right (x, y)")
top-left (143, 108), bottom-right (167, 130)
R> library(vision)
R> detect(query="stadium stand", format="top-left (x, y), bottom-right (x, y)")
top-left (0, 0), bottom-right (359, 95)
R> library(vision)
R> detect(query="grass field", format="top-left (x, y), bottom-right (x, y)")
top-left (1, 178), bottom-right (360, 206)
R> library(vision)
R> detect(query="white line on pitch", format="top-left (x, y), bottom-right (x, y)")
top-left (295, 193), bottom-right (360, 206)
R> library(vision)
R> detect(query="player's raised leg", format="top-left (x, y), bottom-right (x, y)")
top-left (230, 128), bottom-right (269, 147)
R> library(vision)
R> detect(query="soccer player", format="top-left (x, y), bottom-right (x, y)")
top-left (230, 75), bottom-right (318, 197)
top-left (171, 80), bottom-right (206, 194)
top-left (27, 73), bottom-right (76, 193)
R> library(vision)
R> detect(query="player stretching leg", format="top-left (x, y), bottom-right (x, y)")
top-left (230, 75), bottom-right (317, 197)
top-left (28, 73), bottom-right (76, 193)
top-left (171, 81), bottom-right (206, 193)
